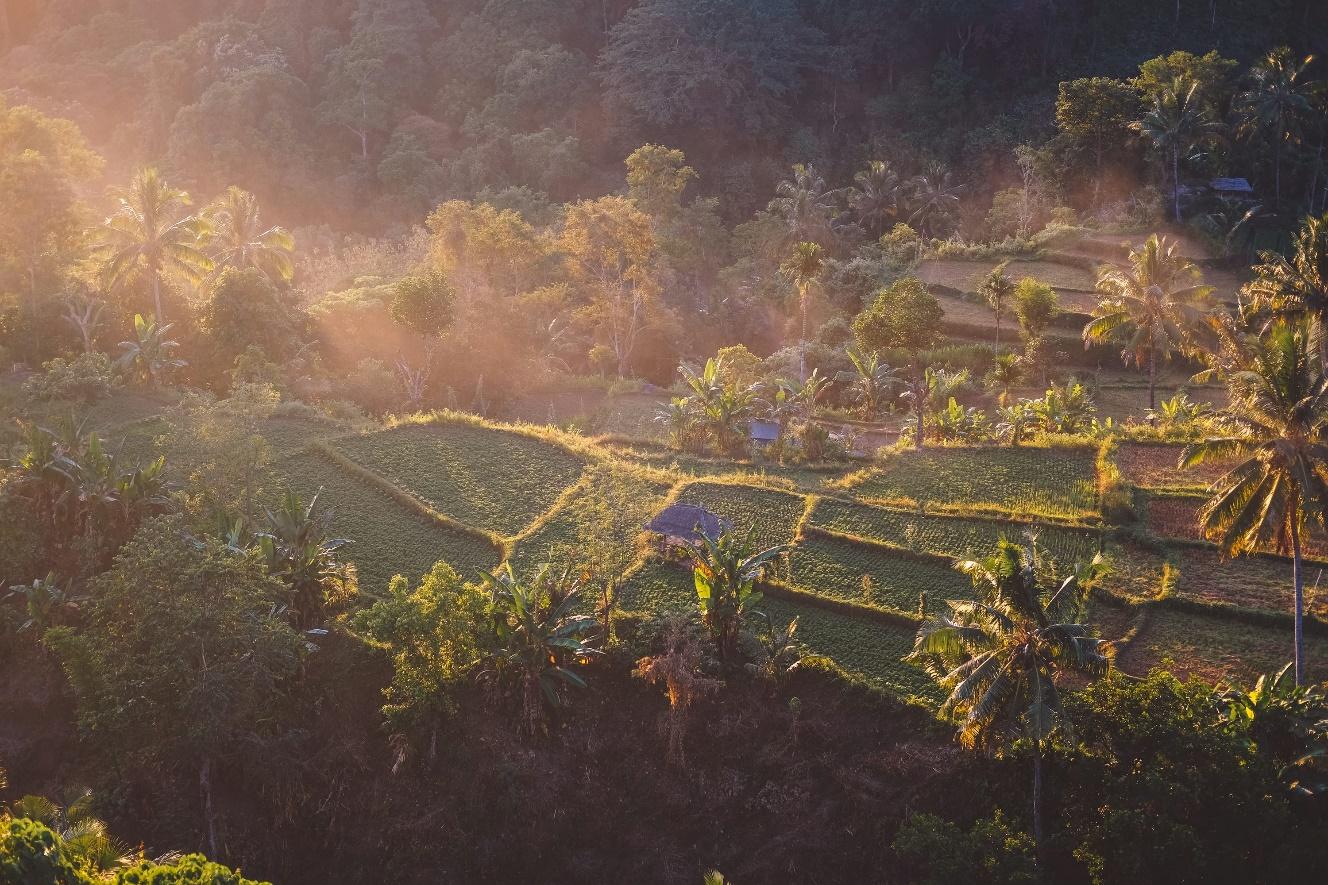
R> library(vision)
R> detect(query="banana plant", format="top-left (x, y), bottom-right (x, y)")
top-left (683, 531), bottom-right (790, 663)
top-left (255, 489), bottom-right (352, 628)
top-left (480, 562), bottom-right (602, 735)
top-left (115, 313), bottom-right (186, 387)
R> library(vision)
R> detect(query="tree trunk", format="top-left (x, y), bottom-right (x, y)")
top-left (799, 285), bottom-right (809, 383)
top-left (200, 756), bottom-right (218, 858)
top-left (1292, 517), bottom-right (1307, 685)
top-left (1275, 138), bottom-right (1283, 212)
top-left (151, 270), bottom-right (165, 324)
top-left (913, 368), bottom-right (926, 450)
top-left (1032, 744), bottom-right (1046, 878)
top-left (1148, 348), bottom-right (1157, 417)
top-left (1172, 148), bottom-right (1182, 223)
top-left (994, 310), bottom-right (1001, 354)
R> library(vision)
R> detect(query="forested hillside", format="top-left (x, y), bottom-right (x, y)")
top-left (2, 0), bottom-right (1325, 230)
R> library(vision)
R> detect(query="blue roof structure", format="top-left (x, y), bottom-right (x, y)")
top-left (749, 419), bottom-right (781, 443)
top-left (644, 503), bottom-right (732, 543)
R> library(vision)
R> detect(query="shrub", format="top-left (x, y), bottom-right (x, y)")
top-left (341, 357), bottom-right (399, 415)
top-left (892, 811), bottom-right (1036, 885)
top-left (21, 352), bottom-right (118, 403)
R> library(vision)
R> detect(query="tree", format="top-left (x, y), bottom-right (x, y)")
top-left (599, 0), bottom-right (830, 134)
top-left (352, 560), bottom-right (489, 762)
top-left (92, 168), bottom-right (212, 324)
top-left (1014, 277), bottom-right (1059, 384)
top-left (979, 260), bottom-right (1016, 353)
top-left (203, 186), bottom-right (295, 285)
top-left (1132, 80), bottom-right (1222, 222)
top-left (907, 540), bottom-right (1109, 866)
top-left (1083, 234), bottom-right (1214, 412)
top-left (1242, 213), bottom-right (1328, 367)
top-left (1134, 50), bottom-right (1237, 112)
top-left (625, 143), bottom-right (697, 219)
top-left (780, 241), bottom-right (824, 382)
top-left (480, 563), bottom-right (601, 736)
top-left (850, 160), bottom-right (903, 238)
top-left (769, 164), bottom-right (842, 245)
top-left (1182, 320), bottom-right (1328, 685)
top-left (564, 466), bottom-right (655, 638)
top-left (560, 195), bottom-right (661, 377)
top-left (198, 267), bottom-right (299, 375)
top-left (47, 516), bottom-right (303, 857)
top-left (854, 278), bottom-right (944, 448)
top-left (906, 167), bottom-right (963, 238)
top-left (1234, 48), bottom-right (1322, 211)
top-left (1055, 77), bottom-right (1140, 206)
top-left (0, 101), bottom-right (103, 304)
top-left (986, 352), bottom-right (1024, 407)
top-left (115, 313), bottom-right (185, 387)
top-left (683, 530), bottom-right (789, 663)
top-left (389, 270), bottom-right (455, 344)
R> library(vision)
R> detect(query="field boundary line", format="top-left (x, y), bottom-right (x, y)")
top-left (759, 579), bottom-right (921, 630)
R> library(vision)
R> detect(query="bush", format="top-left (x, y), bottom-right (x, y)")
top-left (342, 358), bottom-right (399, 415)
top-left (21, 352), bottom-right (118, 403)
top-left (0, 816), bottom-right (93, 884)
top-left (892, 811), bottom-right (1036, 885)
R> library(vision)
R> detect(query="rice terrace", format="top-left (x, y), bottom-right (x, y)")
top-left (5, 3), bottom-right (1328, 883)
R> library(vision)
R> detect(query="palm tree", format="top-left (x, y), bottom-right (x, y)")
top-left (979, 261), bottom-right (1017, 353)
top-left (768, 163), bottom-right (842, 245)
top-left (1182, 320), bottom-right (1328, 685)
top-left (987, 353), bottom-right (1024, 406)
top-left (683, 530), bottom-right (789, 663)
top-left (91, 168), bottom-right (212, 323)
top-left (204, 185), bottom-right (296, 285)
top-left (1234, 48), bottom-right (1322, 211)
top-left (850, 159), bottom-right (902, 236)
top-left (1242, 212), bottom-right (1328, 364)
top-left (1132, 79), bottom-right (1223, 222)
top-left (907, 540), bottom-right (1109, 863)
top-left (843, 346), bottom-right (899, 418)
top-left (1083, 234), bottom-right (1215, 412)
top-left (115, 313), bottom-right (186, 387)
top-left (781, 241), bottom-right (824, 382)
top-left (906, 166), bottom-right (963, 237)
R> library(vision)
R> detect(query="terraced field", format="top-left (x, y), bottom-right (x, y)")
top-left (811, 497), bottom-right (1097, 563)
top-left (1117, 442), bottom-right (1235, 491)
top-left (280, 449), bottom-right (502, 593)
top-left (676, 481), bottom-right (807, 549)
top-left (1119, 608), bottom-right (1328, 684)
top-left (1173, 547), bottom-right (1328, 620)
top-left (847, 446), bottom-right (1099, 519)
top-left (788, 533), bottom-right (973, 615)
top-left (761, 595), bottom-right (939, 699)
top-left (332, 421), bottom-right (587, 536)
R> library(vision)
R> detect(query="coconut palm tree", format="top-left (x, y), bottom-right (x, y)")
top-left (1083, 233), bottom-right (1215, 412)
top-left (91, 168), bottom-right (212, 323)
top-left (1242, 212), bottom-right (1328, 364)
top-left (905, 166), bottom-right (963, 237)
top-left (768, 163), bottom-right (842, 245)
top-left (907, 539), bottom-right (1109, 864)
top-left (204, 185), bottom-right (296, 285)
top-left (683, 530), bottom-right (789, 663)
top-left (1234, 48), bottom-right (1322, 211)
top-left (1182, 320), bottom-right (1328, 685)
top-left (979, 260), bottom-right (1017, 353)
top-left (1132, 79), bottom-right (1223, 222)
top-left (987, 353), bottom-right (1024, 407)
top-left (781, 241), bottom-right (824, 382)
top-left (850, 159), bottom-right (902, 237)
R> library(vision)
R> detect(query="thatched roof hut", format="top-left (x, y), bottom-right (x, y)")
top-left (644, 503), bottom-right (731, 546)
